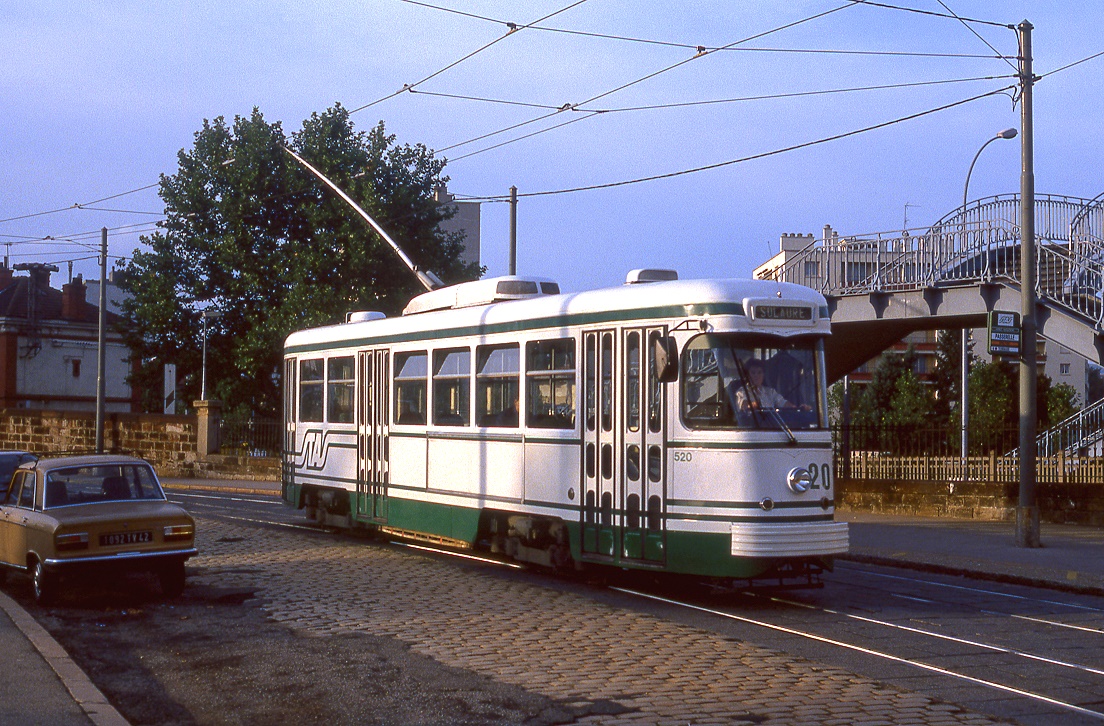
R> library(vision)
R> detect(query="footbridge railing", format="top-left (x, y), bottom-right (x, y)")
top-left (762, 193), bottom-right (1104, 330)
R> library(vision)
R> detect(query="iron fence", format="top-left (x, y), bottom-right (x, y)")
top-left (832, 424), bottom-right (1104, 485)
top-left (219, 418), bottom-right (281, 457)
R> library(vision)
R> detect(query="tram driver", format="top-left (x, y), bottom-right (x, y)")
top-left (732, 359), bottom-right (805, 412)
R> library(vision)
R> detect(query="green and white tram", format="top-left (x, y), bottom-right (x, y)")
top-left (282, 270), bottom-right (848, 581)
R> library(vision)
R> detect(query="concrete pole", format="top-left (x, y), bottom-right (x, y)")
top-left (201, 315), bottom-right (209, 401)
top-left (961, 329), bottom-right (969, 472)
top-left (1016, 20), bottom-right (1040, 547)
top-left (95, 227), bottom-right (107, 453)
top-left (509, 186), bottom-right (518, 276)
top-left (841, 375), bottom-right (851, 480)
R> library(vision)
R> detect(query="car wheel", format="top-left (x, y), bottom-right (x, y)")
top-left (32, 561), bottom-right (57, 605)
top-left (160, 561), bottom-right (186, 598)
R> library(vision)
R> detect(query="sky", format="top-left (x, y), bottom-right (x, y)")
top-left (3, 1), bottom-right (1103, 295)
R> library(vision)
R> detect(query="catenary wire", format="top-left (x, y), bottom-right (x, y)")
top-left (435, 2), bottom-right (860, 157)
top-left (349, 0), bottom-right (591, 114)
top-left (935, 0), bottom-right (1018, 72)
top-left (0, 183), bottom-right (161, 225)
top-left (1040, 48), bottom-right (1104, 79)
top-left (847, 0), bottom-right (1012, 28)
top-left (402, 0), bottom-right (1008, 60)
top-left (414, 73), bottom-right (1014, 115)
top-left (473, 85), bottom-right (1013, 199)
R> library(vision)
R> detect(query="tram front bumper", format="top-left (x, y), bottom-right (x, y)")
top-left (730, 521), bottom-right (849, 558)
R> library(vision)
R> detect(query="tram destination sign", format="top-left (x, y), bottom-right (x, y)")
top-left (987, 310), bottom-right (1021, 357)
top-left (752, 304), bottom-right (812, 321)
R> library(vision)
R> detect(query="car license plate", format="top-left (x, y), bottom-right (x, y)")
top-left (100, 531), bottom-right (152, 546)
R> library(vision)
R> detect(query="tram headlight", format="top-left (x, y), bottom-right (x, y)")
top-left (787, 467), bottom-right (813, 494)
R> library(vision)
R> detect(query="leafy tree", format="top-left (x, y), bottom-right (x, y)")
top-left (884, 370), bottom-right (932, 429)
top-left (851, 346), bottom-right (922, 428)
top-left (1044, 380), bottom-right (1079, 427)
top-left (121, 105), bottom-right (480, 417)
top-left (931, 329), bottom-right (972, 425)
top-left (967, 360), bottom-right (1017, 453)
top-left (965, 359), bottom-right (1075, 453)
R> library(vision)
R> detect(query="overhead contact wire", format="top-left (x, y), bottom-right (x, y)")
top-left (351, 0), bottom-right (591, 114)
top-left (485, 85), bottom-right (1014, 198)
top-left (440, 2), bottom-right (859, 157)
top-left (401, 0), bottom-right (1007, 60)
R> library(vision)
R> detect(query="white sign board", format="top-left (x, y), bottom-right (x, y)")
top-left (164, 363), bottom-right (177, 414)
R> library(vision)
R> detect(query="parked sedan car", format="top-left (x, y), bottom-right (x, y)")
top-left (0, 450), bottom-right (36, 486)
top-left (0, 454), bottom-right (196, 604)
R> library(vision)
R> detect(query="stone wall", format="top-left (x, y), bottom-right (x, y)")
top-left (838, 477), bottom-right (1104, 526)
top-left (0, 408), bottom-right (279, 480)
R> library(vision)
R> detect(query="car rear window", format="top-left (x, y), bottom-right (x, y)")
top-left (44, 464), bottom-right (166, 508)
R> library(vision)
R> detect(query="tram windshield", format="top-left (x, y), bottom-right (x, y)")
top-left (681, 333), bottom-right (825, 431)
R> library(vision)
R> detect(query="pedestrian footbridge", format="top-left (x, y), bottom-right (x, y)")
top-left (758, 193), bottom-right (1104, 382)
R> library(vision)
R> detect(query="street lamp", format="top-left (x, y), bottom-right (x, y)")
top-left (959, 127), bottom-right (1018, 473)
top-left (200, 310), bottom-right (222, 401)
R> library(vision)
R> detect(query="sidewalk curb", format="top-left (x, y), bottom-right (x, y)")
top-left (162, 482), bottom-right (280, 497)
top-left (840, 553), bottom-right (1104, 598)
top-left (0, 590), bottom-right (129, 726)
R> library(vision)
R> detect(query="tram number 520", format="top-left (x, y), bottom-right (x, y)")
top-left (807, 462), bottom-right (832, 490)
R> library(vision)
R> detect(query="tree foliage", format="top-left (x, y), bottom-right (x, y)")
top-left (846, 347), bottom-right (934, 436)
top-left (930, 329), bottom-right (972, 424)
top-left (121, 105), bottom-right (480, 417)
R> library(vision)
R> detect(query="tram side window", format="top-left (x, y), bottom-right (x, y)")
top-left (394, 352), bottom-right (428, 425)
top-left (526, 339), bottom-right (576, 429)
top-left (327, 356), bottom-right (355, 423)
top-left (476, 345), bottom-right (520, 427)
top-left (433, 349), bottom-right (470, 426)
top-left (299, 358), bottom-right (324, 422)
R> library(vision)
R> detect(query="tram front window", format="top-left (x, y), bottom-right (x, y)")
top-left (681, 333), bottom-right (824, 430)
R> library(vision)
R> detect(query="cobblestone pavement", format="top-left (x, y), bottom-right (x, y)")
top-left (194, 516), bottom-right (1009, 725)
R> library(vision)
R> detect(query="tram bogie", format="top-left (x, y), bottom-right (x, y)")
top-left (282, 271), bottom-right (849, 582)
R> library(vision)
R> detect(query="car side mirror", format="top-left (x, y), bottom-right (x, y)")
top-left (653, 335), bottom-right (679, 383)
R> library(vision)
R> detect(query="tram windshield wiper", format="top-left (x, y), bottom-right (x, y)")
top-left (731, 353), bottom-right (797, 444)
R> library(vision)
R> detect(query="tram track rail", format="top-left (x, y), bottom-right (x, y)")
top-left (614, 585), bottom-right (1104, 722)
top-left (170, 488), bottom-right (1104, 724)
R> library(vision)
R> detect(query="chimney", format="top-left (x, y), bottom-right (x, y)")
top-left (62, 275), bottom-right (88, 321)
top-left (14, 262), bottom-right (58, 290)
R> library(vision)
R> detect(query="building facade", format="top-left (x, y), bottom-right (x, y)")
top-left (0, 264), bottom-right (134, 412)
top-left (434, 184), bottom-right (481, 270)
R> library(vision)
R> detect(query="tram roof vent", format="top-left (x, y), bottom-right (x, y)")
top-left (346, 311), bottom-right (386, 324)
top-left (403, 275), bottom-right (560, 315)
top-left (625, 268), bottom-right (678, 284)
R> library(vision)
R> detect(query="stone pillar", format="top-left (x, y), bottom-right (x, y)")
top-left (194, 400), bottom-right (222, 458)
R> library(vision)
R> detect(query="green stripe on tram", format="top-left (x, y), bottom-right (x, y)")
top-left (285, 302), bottom-right (745, 354)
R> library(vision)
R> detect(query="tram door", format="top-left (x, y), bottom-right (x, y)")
top-left (582, 328), bottom-right (668, 563)
top-left (582, 330), bottom-right (619, 558)
top-left (282, 358), bottom-right (296, 493)
top-left (356, 349), bottom-right (389, 522)
top-left (622, 328), bottom-right (667, 563)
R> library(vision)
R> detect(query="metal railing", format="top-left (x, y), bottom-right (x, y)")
top-left (219, 418), bottom-right (281, 457)
top-left (1038, 396), bottom-right (1104, 457)
top-left (762, 194), bottom-right (1104, 330)
top-left (834, 423), bottom-right (1104, 485)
